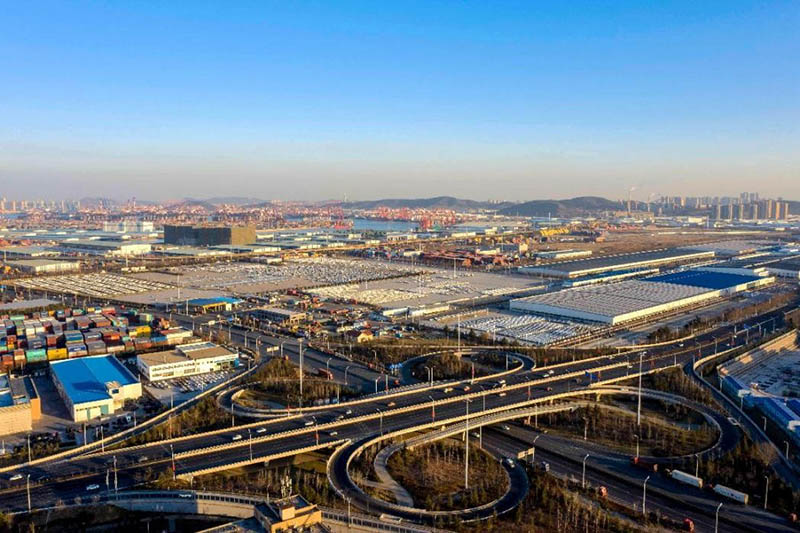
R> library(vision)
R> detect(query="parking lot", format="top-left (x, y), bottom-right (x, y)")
top-left (132, 258), bottom-right (424, 294)
top-left (145, 368), bottom-right (239, 406)
top-left (12, 272), bottom-right (174, 298)
top-left (442, 311), bottom-right (599, 346)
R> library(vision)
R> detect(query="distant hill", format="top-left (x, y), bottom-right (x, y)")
top-left (497, 196), bottom-right (621, 217)
top-left (184, 196), bottom-right (266, 206)
top-left (343, 196), bottom-right (511, 211)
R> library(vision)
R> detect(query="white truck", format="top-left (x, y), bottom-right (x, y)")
top-left (669, 469), bottom-right (704, 489)
top-left (712, 484), bottom-right (749, 504)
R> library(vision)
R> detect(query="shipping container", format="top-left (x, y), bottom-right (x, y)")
top-left (669, 470), bottom-right (703, 489)
top-left (25, 349), bottom-right (47, 363)
top-left (47, 348), bottom-right (68, 361)
top-left (712, 484), bottom-right (749, 504)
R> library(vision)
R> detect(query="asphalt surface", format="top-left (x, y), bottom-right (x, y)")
top-left (0, 304), bottom-right (793, 531)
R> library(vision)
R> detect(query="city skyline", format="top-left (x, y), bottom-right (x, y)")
top-left (1, 1), bottom-right (798, 201)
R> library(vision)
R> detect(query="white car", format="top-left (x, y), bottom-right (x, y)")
top-left (231, 434), bottom-right (243, 441)
top-left (86, 484), bottom-right (100, 491)
top-left (9, 474), bottom-right (22, 482)
top-left (256, 427), bottom-right (267, 434)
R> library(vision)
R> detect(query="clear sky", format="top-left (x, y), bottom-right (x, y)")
top-left (1, 1), bottom-right (798, 202)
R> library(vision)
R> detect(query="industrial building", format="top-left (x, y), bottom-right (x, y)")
top-left (511, 270), bottom-right (773, 325)
top-left (0, 374), bottom-right (40, 437)
top-left (58, 239), bottom-right (152, 257)
top-left (5, 259), bottom-right (80, 274)
top-left (0, 246), bottom-right (60, 259)
top-left (250, 307), bottom-right (307, 326)
top-left (518, 248), bottom-right (714, 278)
top-left (50, 355), bottom-right (142, 422)
top-left (102, 220), bottom-right (155, 233)
top-left (187, 297), bottom-right (242, 313)
top-left (537, 249), bottom-right (592, 260)
top-left (164, 224), bottom-right (257, 246)
top-left (136, 342), bottom-right (239, 382)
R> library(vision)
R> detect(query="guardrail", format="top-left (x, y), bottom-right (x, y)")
top-left (0, 359), bottom-right (262, 474)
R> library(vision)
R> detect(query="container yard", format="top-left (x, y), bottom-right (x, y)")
top-left (0, 306), bottom-right (195, 375)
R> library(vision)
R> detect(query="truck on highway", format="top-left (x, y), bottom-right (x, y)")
top-left (630, 456), bottom-right (658, 472)
top-left (669, 469), bottom-right (703, 489)
top-left (712, 484), bottom-right (749, 504)
top-left (317, 368), bottom-right (334, 380)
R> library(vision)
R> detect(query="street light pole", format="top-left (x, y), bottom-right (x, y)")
top-left (642, 475), bottom-right (650, 516)
top-left (715, 502), bottom-right (723, 533)
top-left (465, 399), bottom-right (471, 490)
top-left (26, 474), bottom-right (31, 513)
top-left (637, 351), bottom-right (645, 426)
top-left (248, 429), bottom-right (253, 461)
top-left (298, 339), bottom-right (304, 409)
top-left (344, 365), bottom-right (351, 386)
top-left (764, 476), bottom-right (770, 510)
top-left (634, 434), bottom-right (640, 458)
top-left (429, 396), bottom-right (435, 422)
top-left (376, 408), bottom-right (383, 436)
top-left (582, 454), bottom-right (589, 489)
top-left (531, 434), bottom-right (541, 464)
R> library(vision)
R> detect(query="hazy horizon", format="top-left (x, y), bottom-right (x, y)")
top-left (2, 2), bottom-right (798, 202)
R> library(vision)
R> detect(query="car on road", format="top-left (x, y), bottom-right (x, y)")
top-left (8, 474), bottom-right (22, 482)
top-left (500, 424), bottom-right (511, 431)
top-left (327, 431), bottom-right (339, 437)
top-left (443, 387), bottom-right (454, 393)
top-left (345, 409), bottom-right (353, 415)
top-left (498, 392), bottom-right (506, 397)
top-left (303, 420), bottom-right (314, 427)
top-left (86, 484), bottom-right (100, 491)
top-left (728, 417), bottom-right (740, 427)
top-left (504, 458), bottom-right (515, 467)
top-left (231, 434), bottom-right (243, 441)
top-left (256, 427), bottom-right (267, 434)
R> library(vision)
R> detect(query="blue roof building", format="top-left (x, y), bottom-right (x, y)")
top-left (51, 355), bottom-right (142, 422)
top-left (646, 270), bottom-right (766, 290)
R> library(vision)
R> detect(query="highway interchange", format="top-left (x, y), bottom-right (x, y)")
top-left (0, 303), bottom-right (798, 533)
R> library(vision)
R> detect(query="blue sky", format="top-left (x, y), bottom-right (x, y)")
top-left (1, 1), bottom-right (798, 201)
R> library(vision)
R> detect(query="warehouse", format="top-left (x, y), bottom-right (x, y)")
top-left (0, 246), bottom-right (60, 259)
top-left (511, 271), bottom-right (773, 325)
top-left (250, 307), bottom-right (307, 326)
top-left (187, 297), bottom-right (242, 313)
top-left (5, 259), bottom-right (81, 274)
top-left (537, 249), bottom-right (592, 260)
top-left (0, 374), bottom-right (40, 437)
top-left (58, 239), bottom-right (152, 257)
top-left (136, 342), bottom-right (239, 382)
top-left (50, 355), bottom-right (142, 422)
top-left (518, 248), bottom-right (715, 278)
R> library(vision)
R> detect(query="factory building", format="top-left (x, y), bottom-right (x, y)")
top-left (58, 239), bottom-right (152, 257)
top-left (136, 342), bottom-right (239, 382)
top-left (0, 374), bottom-right (40, 437)
top-left (187, 297), bottom-right (242, 313)
top-left (164, 224), bottom-right (257, 246)
top-left (102, 221), bottom-right (155, 233)
top-left (511, 270), bottom-right (773, 325)
top-left (249, 307), bottom-right (307, 326)
top-left (519, 248), bottom-right (714, 279)
top-left (5, 259), bottom-right (81, 274)
top-left (50, 355), bottom-right (142, 422)
top-left (536, 249), bottom-right (592, 260)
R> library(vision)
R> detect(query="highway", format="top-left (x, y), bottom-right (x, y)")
top-left (0, 304), bottom-right (794, 531)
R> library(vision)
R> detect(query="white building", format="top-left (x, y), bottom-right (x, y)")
top-left (137, 342), bottom-right (239, 382)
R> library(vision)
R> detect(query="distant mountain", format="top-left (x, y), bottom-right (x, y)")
top-left (343, 196), bottom-right (511, 211)
top-left (184, 196), bottom-right (266, 206)
top-left (497, 196), bottom-right (621, 217)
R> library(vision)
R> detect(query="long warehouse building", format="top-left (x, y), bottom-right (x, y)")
top-left (510, 271), bottom-right (773, 325)
top-left (519, 248), bottom-right (715, 279)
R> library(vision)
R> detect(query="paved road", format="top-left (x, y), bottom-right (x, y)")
top-left (0, 305), bottom-right (791, 527)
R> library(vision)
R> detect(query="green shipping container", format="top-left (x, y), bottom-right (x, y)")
top-left (25, 349), bottom-right (47, 363)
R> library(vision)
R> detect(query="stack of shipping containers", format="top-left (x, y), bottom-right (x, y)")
top-left (0, 306), bottom-right (194, 373)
